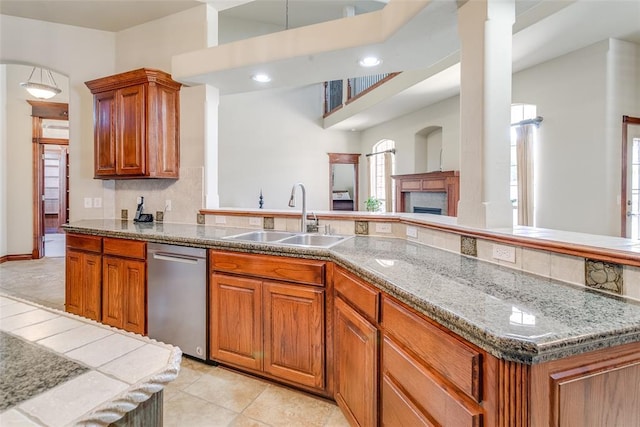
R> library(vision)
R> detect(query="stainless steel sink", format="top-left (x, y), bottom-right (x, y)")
top-left (223, 230), bottom-right (297, 242)
top-left (223, 230), bottom-right (350, 248)
top-left (278, 234), bottom-right (348, 248)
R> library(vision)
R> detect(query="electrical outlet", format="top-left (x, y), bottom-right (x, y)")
top-left (375, 223), bottom-right (392, 233)
top-left (406, 226), bottom-right (418, 238)
top-left (215, 216), bottom-right (226, 224)
top-left (249, 217), bottom-right (261, 226)
top-left (93, 197), bottom-right (102, 208)
top-left (492, 244), bottom-right (516, 263)
top-left (165, 200), bottom-right (172, 212)
top-left (84, 197), bottom-right (92, 208)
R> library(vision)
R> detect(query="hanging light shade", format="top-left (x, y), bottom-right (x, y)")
top-left (20, 67), bottom-right (62, 99)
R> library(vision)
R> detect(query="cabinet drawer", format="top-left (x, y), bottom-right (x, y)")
top-left (383, 336), bottom-right (482, 427)
top-left (103, 237), bottom-right (146, 260)
top-left (210, 250), bottom-right (325, 286)
top-left (66, 234), bottom-right (102, 253)
top-left (382, 296), bottom-right (482, 402)
top-left (334, 267), bottom-right (379, 321)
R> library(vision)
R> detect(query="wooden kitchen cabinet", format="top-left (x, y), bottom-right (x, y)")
top-left (333, 267), bottom-right (379, 427)
top-left (209, 250), bottom-right (327, 393)
top-left (381, 295), bottom-right (484, 427)
top-left (101, 238), bottom-right (146, 335)
top-left (65, 234), bottom-right (102, 321)
top-left (85, 68), bottom-right (181, 179)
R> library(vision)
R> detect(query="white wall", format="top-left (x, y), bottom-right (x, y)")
top-left (218, 84), bottom-right (361, 210)
top-left (513, 40), bottom-right (612, 235)
top-left (0, 15), bottom-right (115, 256)
top-left (359, 96), bottom-right (460, 203)
top-left (218, 15), bottom-right (282, 44)
top-left (111, 4), bottom-right (213, 223)
top-left (0, 65), bottom-right (6, 256)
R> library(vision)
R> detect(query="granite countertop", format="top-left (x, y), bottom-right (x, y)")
top-left (63, 219), bottom-right (640, 364)
top-left (0, 294), bottom-right (181, 426)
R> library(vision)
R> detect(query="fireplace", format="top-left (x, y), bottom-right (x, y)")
top-left (413, 207), bottom-right (442, 215)
top-left (392, 171), bottom-right (459, 216)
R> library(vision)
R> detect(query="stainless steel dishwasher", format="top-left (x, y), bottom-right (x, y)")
top-left (147, 243), bottom-right (207, 360)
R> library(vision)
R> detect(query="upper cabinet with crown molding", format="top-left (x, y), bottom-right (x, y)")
top-left (85, 68), bottom-right (181, 179)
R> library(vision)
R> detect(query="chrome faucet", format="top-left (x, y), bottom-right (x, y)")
top-left (288, 183), bottom-right (307, 232)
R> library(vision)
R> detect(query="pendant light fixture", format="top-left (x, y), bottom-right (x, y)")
top-left (20, 67), bottom-right (62, 99)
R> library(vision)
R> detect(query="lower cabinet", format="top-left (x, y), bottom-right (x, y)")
top-left (333, 267), bottom-right (379, 427)
top-left (209, 250), bottom-right (327, 393)
top-left (65, 233), bottom-right (146, 335)
top-left (102, 255), bottom-right (146, 335)
top-left (101, 237), bottom-right (146, 335)
top-left (65, 234), bottom-right (102, 321)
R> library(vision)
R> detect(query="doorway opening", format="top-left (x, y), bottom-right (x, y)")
top-left (28, 101), bottom-right (69, 258)
top-left (622, 116), bottom-right (640, 239)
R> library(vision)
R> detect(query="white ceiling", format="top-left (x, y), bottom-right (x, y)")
top-left (2, 0), bottom-right (639, 131)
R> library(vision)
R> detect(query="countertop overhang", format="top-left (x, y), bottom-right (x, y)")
top-left (63, 220), bottom-right (640, 365)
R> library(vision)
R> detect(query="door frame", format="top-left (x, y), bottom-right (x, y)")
top-left (621, 115), bottom-right (640, 238)
top-left (28, 101), bottom-right (69, 259)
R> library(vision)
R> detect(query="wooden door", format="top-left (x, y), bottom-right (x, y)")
top-left (116, 84), bottom-right (146, 176)
top-left (82, 251), bottom-right (102, 321)
top-left (65, 248), bottom-right (84, 316)
top-left (334, 297), bottom-right (378, 427)
top-left (263, 281), bottom-right (325, 389)
top-left (102, 256), bottom-right (125, 329)
top-left (94, 90), bottom-right (117, 177)
top-left (122, 258), bottom-right (146, 335)
top-left (210, 274), bottom-right (263, 370)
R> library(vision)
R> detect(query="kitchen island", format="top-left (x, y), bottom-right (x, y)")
top-left (62, 219), bottom-right (640, 426)
top-left (0, 294), bottom-right (181, 426)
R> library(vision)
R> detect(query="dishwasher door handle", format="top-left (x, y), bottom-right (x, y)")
top-left (152, 252), bottom-right (201, 264)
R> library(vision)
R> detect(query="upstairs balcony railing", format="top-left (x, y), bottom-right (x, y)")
top-left (323, 72), bottom-right (400, 117)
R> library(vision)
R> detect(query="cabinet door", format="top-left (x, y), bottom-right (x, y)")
top-left (94, 90), bottom-right (117, 177)
top-left (334, 297), bottom-right (378, 427)
top-left (263, 281), bottom-right (325, 389)
top-left (210, 274), bottom-right (263, 370)
top-left (102, 256), bottom-right (125, 329)
top-left (116, 84), bottom-right (146, 176)
top-left (82, 252), bottom-right (102, 321)
top-left (102, 256), bottom-right (146, 334)
top-left (65, 248), bottom-right (85, 316)
top-left (122, 258), bottom-right (146, 335)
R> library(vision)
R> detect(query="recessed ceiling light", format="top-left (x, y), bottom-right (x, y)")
top-left (358, 56), bottom-right (382, 67)
top-left (251, 73), bottom-right (271, 83)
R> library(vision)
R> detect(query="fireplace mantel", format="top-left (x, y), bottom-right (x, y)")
top-left (392, 171), bottom-right (460, 216)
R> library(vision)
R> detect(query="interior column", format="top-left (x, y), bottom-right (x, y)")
top-left (456, 0), bottom-right (515, 229)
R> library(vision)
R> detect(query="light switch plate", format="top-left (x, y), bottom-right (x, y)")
top-left (249, 217), bottom-right (262, 226)
top-left (406, 226), bottom-right (418, 238)
top-left (93, 197), bottom-right (102, 208)
top-left (84, 197), bottom-right (92, 208)
top-left (492, 244), bottom-right (516, 263)
top-left (375, 223), bottom-right (392, 233)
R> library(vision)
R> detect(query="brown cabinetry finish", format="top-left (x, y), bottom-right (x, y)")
top-left (211, 250), bottom-right (325, 286)
top-left (210, 274), bottom-right (263, 370)
top-left (382, 296), bottom-right (482, 402)
top-left (85, 68), bottom-right (181, 179)
top-left (65, 234), bottom-right (102, 321)
top-left (263, 281), bottom-right (325, 389)
top-left (209, 250), bottom-right (327, 393)
top-left (102, 255), bottom-right (146, 335)
top-left (381, 375), bottom-right (435, 427)
top-left (65, 248), bottom-right (102, 321)
top-left (334, 297), bottom-right (378, 427)
top-left (334, 267), bottom-right (379, 321)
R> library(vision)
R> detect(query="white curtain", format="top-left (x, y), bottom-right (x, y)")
top-left (515, 124), bottom-right (535, 226)
top-left (384, 151), bottom-right (393, 212)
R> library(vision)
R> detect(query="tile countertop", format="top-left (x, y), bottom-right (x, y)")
top-left (0, 294), bottom-right (181, 427)
top-left (63, 220), bottom-right (640, 364)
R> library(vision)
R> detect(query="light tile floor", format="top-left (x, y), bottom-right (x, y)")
top-left (0, 258), bottom-right (350, 427)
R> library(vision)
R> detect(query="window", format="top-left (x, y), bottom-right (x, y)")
top-left (511, 104), bottom-right (538, 226)
top-left (369, 139), bottom-right (395, 212)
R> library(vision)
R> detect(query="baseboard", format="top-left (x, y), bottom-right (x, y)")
top-left (0, 254), bottom-right (34, 264)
